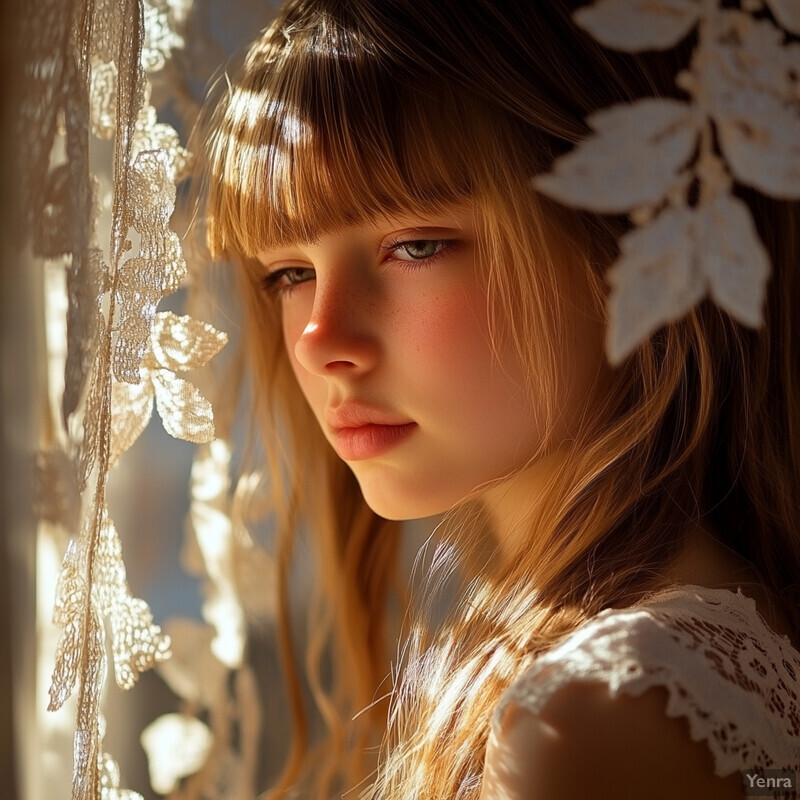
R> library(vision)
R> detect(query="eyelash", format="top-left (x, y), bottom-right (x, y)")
top-left (381, 238), bottom-right (456, 268)
top-left (261, 238), bottom-right (457, 298)
top-left (260, 267), bottom-right (314, 298)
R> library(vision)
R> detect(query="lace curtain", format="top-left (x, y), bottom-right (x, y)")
top-left (7, 1), bottom-right (282, 798)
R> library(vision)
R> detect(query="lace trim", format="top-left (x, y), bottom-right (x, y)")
top-left (493, 585), bottom-right (800, 785)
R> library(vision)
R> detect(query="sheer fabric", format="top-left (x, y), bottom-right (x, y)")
top-left (493, 585), bottom-right (800, 798)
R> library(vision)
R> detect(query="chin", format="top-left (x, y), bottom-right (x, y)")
top-left (355, 475), bottom-right (456, 521)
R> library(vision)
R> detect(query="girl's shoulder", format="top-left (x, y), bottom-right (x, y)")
top-left (483, 585), bottom-right (800, 800)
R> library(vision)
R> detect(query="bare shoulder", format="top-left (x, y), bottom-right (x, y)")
top-left (480, 680), bottom-right (744, 800)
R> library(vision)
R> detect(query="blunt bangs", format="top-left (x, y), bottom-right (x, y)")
top-left (204, 9), bottom-right (514, 259)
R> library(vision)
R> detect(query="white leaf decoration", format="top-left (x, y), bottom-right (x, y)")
top-left (49, 619), bottom-right (84, 711)
top-left (607, 194), bottom-right (769, 362)
top-left (574, 0), bottom-right (700, 51)
top-left (536, 1), bottom-right (796, 361)
top-left (109, 378), bottom-right (154, 468)
top-left (764, 0), bottom-right (800, 35)
top-left (152, 369), bottom-right (217, 442)
top-left (702, 193), bottom-right (770, 328)
top-left (147, 311), bottom-right (228, 373)
top-left (534, 99), bottom-right (697, 213)
top-left (715, 87), bottom-right (800, 199)
top-left (606, 206), bottom-right (705, 363)
top-left (141, 714), bottom-right (214, 795)
top-left (707, 13), bottom-right (800, 98)
top-left (92, 509), bottom-right (171, 690)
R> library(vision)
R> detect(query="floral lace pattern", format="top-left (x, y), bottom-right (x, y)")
top-left (493, 585), bottom-right (800, 797)
top-left (25, 0), bottom-right (228, 796)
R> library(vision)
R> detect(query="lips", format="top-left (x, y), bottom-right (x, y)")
top-left (327, 403), bottom-right (417, 460)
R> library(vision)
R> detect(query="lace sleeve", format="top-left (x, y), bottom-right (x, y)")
top-left (492, 585), bottom-right (800, 785)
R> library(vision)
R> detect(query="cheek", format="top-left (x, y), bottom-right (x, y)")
top-left (396, 288), bottom-right (528, 417)
top-left (397, 285), bottom-right (487, 362)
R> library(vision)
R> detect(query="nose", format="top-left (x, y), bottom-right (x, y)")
top-left (292, 275), bottom-right (380, 377)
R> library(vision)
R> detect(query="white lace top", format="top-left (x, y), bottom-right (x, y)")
top-left (493, 585), bottom-right (800, 796)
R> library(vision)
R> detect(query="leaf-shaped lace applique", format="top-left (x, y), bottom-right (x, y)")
top-left (114, 259), bottom-right (163, 385)
top-left (49, 540), bottom-right (88, 711)
top-left (91, 60), bottom-right (190, 182)
top-left (110, 596), bottom-right (172, 692)
top-left (695, 12), bottom-right (800, 199)
top-left (49, 535), bottom-right (107, 798)
top-left (147, 312), bottom-right (226, 444)
top-left (702, 193), bottom-right (770, 327)
top-left (575, 0), bottom-right (701, 51)
top-left (79, 339), bottom-right (109, 489)
top-left (764, 0), bottom-right (800, 35)
top-left (113, 149), bottom-right (187, 384)
top-left (607, 194), bottom-right (769, 361)
top-left (534, 99), bottom-right (697, 213)
top-left (151, 369), bottom-right (216, 441)
top-left (606, 206), bottom-right (703, 361)
top-left (147, 311), bottom-right (229, 372)
top-left (706, 12), bottom-right (800, 98)
top-left (109, 311), bottom-right (227, 462)
top-left (92, 508), bottom-right (171, 690)
top-left (109, 378), bottom-right (154, 468)
top-left (712, 85), bottom-right (800, 200)
top-left (49, 617), bottom-right (85, 712)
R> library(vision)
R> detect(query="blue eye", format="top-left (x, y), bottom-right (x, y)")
top-left (388, 239), bottom-right (453, 262)
top-left (261, 266), bottom-right (315, 296)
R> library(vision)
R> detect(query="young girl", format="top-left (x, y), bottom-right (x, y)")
top-left (200, 0), bottom-right (800, 797)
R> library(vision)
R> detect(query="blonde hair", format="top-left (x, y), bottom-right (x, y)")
top-left (198, 1), bottom-right (800, 797)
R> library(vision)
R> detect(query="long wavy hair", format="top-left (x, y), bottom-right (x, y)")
top-left (198, 1), bottom-right (800, 797)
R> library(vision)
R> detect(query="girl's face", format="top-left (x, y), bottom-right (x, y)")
top-left (258, 205), bottom-right (604, 520)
